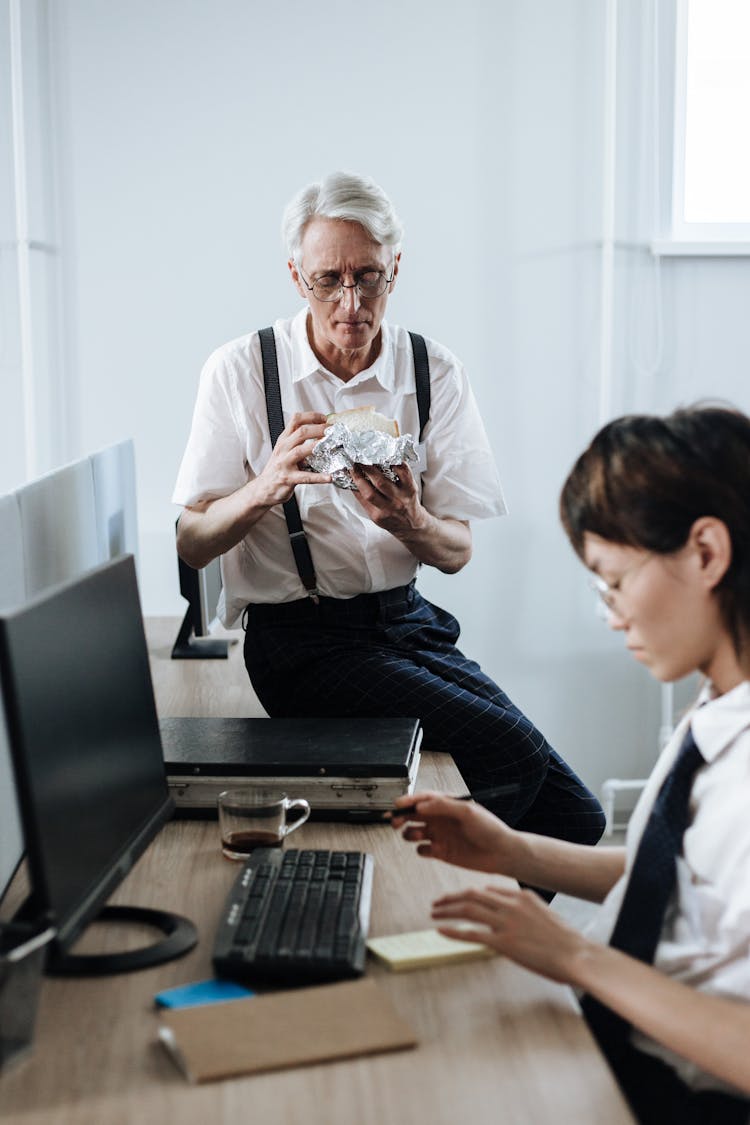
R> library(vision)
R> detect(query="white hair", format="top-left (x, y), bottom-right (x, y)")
top-left (281, 171), bottom-right (404, 261)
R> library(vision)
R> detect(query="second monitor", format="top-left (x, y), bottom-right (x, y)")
top-left (171, 546), bottom-right (228, 660)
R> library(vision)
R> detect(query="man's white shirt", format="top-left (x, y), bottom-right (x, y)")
top-left (173, 309), bottom-right (506, 624)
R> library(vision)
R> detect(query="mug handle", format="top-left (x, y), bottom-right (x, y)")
top-left (282, 797), bottom-right (311, 837)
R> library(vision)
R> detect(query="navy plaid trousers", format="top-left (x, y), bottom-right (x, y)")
top-left (243, 582), bottom-right (605, 847)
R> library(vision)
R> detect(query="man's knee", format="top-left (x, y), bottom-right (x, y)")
top-left (578, 801), bottom-right (607, 846)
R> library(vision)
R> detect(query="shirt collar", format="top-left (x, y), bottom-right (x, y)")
top-left (289, 307), bottom-right (397, 391)
top-left (691, 679), bottom-right (750, 763)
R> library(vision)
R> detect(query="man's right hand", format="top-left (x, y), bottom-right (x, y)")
top-left (391, 791), bottom-right (522, 877)
top-left (254, 411), bottom-right (331, 506)
top-left (176, 412), bottom-right (331, 569)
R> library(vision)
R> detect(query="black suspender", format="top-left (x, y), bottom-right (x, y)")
top-left (409, 331), bottom-right (431, 442)
top-left (258, 326), bottom-right (430, 600)
top-left (259, 326), bottom-right (321, 602)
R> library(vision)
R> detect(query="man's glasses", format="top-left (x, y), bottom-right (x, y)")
top-left (296, 263), bottom-right (395, 302)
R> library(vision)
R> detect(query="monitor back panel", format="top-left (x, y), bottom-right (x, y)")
top-left (90, 439), bottom-right (139, 567)
top-left (16, 460), bottom-right (99, 600)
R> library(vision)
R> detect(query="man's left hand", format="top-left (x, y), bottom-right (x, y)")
top-left (350, 462), bottom-right (471, 573)
top-left (350, 462), bottom-right (422, 534)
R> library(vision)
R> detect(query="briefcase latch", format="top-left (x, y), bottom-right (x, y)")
top-left (329, 783), bottom-right (379, 798)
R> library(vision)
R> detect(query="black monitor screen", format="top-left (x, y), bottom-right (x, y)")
top-left (0, 556), bottom-right (173, 953)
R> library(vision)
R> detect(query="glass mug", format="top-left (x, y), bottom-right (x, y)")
top-left (217, 788), bottom-right (311, 860)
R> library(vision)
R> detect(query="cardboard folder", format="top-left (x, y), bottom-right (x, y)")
top-left (158, 977), bottom-right (417, 1082)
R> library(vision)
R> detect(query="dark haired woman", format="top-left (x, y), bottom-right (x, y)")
top-left (393, 406), bottom-right (750, 1123)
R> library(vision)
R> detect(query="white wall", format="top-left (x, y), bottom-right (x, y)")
top-left (2, 0), bottom-right (749, 799)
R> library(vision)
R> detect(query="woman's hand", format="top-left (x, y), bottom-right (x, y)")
top-left (431, 883), bottom-right (589, 984)
top-left (433, 886), bottom-right (750, 1096)
top-left (392, 792), bottom-right (522, 876)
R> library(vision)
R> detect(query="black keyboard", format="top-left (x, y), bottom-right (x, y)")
top-left (212, 848), bottom-right (374, 986)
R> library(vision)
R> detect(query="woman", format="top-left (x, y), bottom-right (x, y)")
top-left (393, 405), bottom-right (750, 1124)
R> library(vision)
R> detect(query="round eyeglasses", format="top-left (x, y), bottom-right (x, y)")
top-left (296, 263), bottom-right (395, 302)
top-left (588, 552), bottom-right (653, 619)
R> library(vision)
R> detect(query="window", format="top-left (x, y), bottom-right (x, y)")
top-left (668, 0), bottom-right (750, 251)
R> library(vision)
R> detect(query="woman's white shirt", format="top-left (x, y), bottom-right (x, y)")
top-left (587, 679), bottom-right (750, 1092)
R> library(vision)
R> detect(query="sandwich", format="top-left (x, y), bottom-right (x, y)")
top-left (326, 405), bottom-right (400, 437)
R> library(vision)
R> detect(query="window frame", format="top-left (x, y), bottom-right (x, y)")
top-left (657, 0), bottom-right (750, 255)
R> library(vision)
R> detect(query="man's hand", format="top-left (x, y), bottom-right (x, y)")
top-left (350, 464), bottom-right (472, 573)
top-left (350, 461), bottom-right (422, 533)
top-left (176, 412), bottom-right (331, 569)
top-left (254, 411), bottom-right (332, 507)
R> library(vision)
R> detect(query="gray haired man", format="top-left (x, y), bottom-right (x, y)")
top-left (173, 171), bottom-right (605, 855)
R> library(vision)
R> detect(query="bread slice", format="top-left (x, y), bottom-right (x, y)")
top-left (326, 405), bottom-right (399, 437)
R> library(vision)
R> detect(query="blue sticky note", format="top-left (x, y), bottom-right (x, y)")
top-left (154, 979), bottom-right (254, 1009)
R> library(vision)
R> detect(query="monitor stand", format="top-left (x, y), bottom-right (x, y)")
top-left (170, 608), bottom-right (229, 659)
top-left (45, 905), bottom-right (198, 977)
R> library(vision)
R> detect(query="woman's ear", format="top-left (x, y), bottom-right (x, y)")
top-left (688, 517), bottom-right (732, 590)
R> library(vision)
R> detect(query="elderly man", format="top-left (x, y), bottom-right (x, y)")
top-left (173, 171), bottom-right (604, 849)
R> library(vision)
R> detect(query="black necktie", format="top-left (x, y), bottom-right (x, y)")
top-left (582, 726), bottom-right (704, 1035)
top-left (609, 726), bottom-right (704, 963)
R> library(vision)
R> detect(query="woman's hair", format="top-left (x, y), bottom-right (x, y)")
top-left (560, 404), bottom-right (750, 654)
top-left (281, 171), bottom-right (404, 262)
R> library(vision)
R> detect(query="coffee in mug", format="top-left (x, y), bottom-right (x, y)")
top-left (217, 788), bottom-right (311, 860)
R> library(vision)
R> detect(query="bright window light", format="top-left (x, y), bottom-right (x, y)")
top-left (671, 0), bottom-right (750, 244)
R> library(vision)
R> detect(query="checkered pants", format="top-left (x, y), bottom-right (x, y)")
top-left (243, 582), bottom-right (604, 846)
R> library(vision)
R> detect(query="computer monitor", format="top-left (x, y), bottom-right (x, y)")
top-left (0, 706), bottom-right (23, 903)
top-left (0, 492), bottom-right (26, 904)
top-left (171, 538), bottom-right (228, 660)
top-left (0, 555), bottom-right (197, 975)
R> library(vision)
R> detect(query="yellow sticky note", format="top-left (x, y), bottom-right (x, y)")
top-left (366, 928), bottom-right (494, 972)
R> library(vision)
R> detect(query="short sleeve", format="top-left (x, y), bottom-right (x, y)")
top-left (172, 347), bottom-right (251, 507)
top-left (419, 347), bottom-right (507, 522)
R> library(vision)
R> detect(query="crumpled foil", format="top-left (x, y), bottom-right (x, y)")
top-left (303, 421), bottom-right (418, 490)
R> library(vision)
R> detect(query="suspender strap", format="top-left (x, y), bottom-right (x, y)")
top-left (258, 327), bottom-right (320, 602)
top-left (409, 332), bottom-right (431, 441)
top-left (259, 327), bottom-right (285, 446)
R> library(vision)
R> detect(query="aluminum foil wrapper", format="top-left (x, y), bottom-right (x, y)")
top-left (304, 421), bottom-right (418, 490)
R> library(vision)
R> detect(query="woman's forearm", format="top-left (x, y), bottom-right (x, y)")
top-left (571, 942), bottom-right (750, 1095)
top-left (512, 834), bottom-right (626, 902)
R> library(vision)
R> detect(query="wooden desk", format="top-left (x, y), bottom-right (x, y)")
top-left (0, 619), bottom-right (633, 1124)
